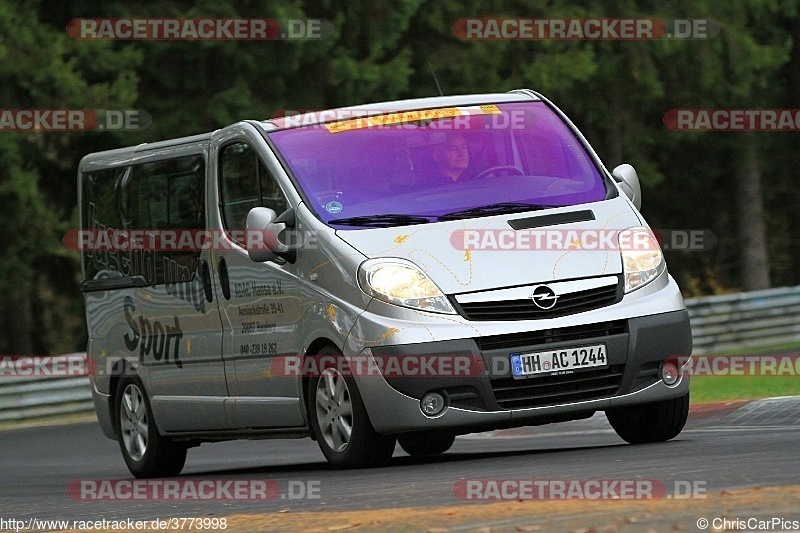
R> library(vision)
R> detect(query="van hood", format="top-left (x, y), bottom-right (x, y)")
top-left (334, 197), bottom-right (644, 295)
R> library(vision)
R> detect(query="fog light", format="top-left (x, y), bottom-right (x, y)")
top-left (420, 392), bottom-right (446, 417)
top-left (661, 361), bottom-right (680, 386)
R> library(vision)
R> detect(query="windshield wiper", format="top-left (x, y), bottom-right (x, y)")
top-left (437, 202), bottom-right (554, 221)
top-left (328, 214), bottom-right (433, 228)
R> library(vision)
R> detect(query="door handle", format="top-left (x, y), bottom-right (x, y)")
top-left (200, 260), bottom-right (213, 302)
top-left (218, 257), bottom-right (231, 300)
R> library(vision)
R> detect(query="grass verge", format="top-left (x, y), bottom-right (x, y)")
top-left (689, 342), bottom-right (800, 404)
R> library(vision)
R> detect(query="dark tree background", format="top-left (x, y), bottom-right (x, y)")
top-left (1, 0), bottom-right (797, 354)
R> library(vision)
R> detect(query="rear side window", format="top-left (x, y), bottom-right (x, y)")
top-left (82, 155), bottom-right (205, 285)
top-left (127, 164), bottom-right (202, 230)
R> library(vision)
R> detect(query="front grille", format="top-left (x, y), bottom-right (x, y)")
top-left (476, 320), bottom-right (627, 352)
top-left (455, 281), bottom-right (621, 321)
top-left (491, 365), bottom-right (624, 409)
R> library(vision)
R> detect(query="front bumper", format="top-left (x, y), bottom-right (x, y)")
top-left (353, 308), bottom-right (692, 434)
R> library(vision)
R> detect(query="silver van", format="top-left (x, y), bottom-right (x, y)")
top-left (80, 90), bottom-right (692, 477)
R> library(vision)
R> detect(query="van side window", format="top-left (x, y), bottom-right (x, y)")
top-left (81, 155), bottom-right (205, 285)
top-left (130, 156), bottom-right (205, 284)
top-left (220, 142), bottom-right (287, 242)
top-left (129, 162), bottom-right (203, 231)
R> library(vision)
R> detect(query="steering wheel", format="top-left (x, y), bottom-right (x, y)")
top-left (475, 165), bottom-right (525, 180)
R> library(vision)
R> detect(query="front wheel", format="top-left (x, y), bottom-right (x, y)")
top-left (606, 392), bottom-right (689, 444)
top-left (116, 376), bottom-right (187, 478)
top-left (398, 431), bottom-right (455, 457)
top-left (307, 346), bottom-right (396, 469)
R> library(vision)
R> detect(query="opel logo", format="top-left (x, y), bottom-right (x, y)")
top-left (531, 285), bottom-right (558, 310)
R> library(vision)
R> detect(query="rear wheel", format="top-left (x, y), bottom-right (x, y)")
top-left (398, 431), bottom-right (455, 457)
top-left (116, 376), bottom-right (187, 478)
top-left (307, 346), bottom-right (396, 468)
top-left (606, 392), bottom-right (689, 444)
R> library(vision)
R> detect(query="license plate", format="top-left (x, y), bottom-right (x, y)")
top-left (510, 344), bottom-right (607, 378)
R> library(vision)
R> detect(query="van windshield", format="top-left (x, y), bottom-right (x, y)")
top-left (268, 102), bottom-right (609, 228)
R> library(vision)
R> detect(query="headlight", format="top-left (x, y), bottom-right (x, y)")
top-left (619, 227), bottom-right (665, 293)
top-left (358, 259), bottom-right (456, 314)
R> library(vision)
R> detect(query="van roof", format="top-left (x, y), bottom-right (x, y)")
top-left (78, 132), bottom-right (213, 171)
top-left (79, 90), bottom-right (541, 168)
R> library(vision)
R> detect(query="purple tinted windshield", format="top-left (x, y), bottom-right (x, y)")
top-left (268, 102), bottom-right (608, 228)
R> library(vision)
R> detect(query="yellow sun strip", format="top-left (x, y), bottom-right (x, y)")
top-left (324, 105), bottom-right (501, 133)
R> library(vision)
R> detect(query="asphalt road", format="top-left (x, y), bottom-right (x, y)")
top-left (1, 399), bottom-right (799, 530)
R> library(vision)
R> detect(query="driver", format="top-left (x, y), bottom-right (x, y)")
top-left (429, 133), bottom-right (470, 184)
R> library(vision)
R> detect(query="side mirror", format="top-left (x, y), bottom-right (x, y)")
top-left (611, 164), bottom-right (642, 211)
top-left (245, 207), bottom-right (298, 263)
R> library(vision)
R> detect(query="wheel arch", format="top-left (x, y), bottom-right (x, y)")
top-left (108, 359), bottom-right (139, 436)
top-left (301, 337), bottom-right (342, 431)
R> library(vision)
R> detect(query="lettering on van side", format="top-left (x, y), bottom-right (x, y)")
top-left (241, 321), bottom-right (277, 334)
top-left (233, 280), bottom-right (284, 298)
top-left (238, 303), bottom-right (285, 316)
top-left (165, 277), bottom-right (206, 313)
top-left (123, 296), bottom-right (183, 364)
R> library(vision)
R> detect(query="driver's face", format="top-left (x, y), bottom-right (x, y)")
top-left (436, 137), bottom-right (469, 172)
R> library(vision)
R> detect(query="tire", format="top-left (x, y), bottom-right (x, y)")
top-left (398, 431), bottom-right (455, 457)
top-left (606, 392), bottom-right (690, 444)
top-left (307, 345), bottom-right (396, 469)
top-left (115, 376), bottom-right (187, 478)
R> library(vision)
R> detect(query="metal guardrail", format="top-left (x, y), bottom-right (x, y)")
top-left (685, 286), bottom-right (800, 354)
top-left (2, 286), bottom-right (799, 422)
top-left (0, 354), bottom-right (93, 423)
